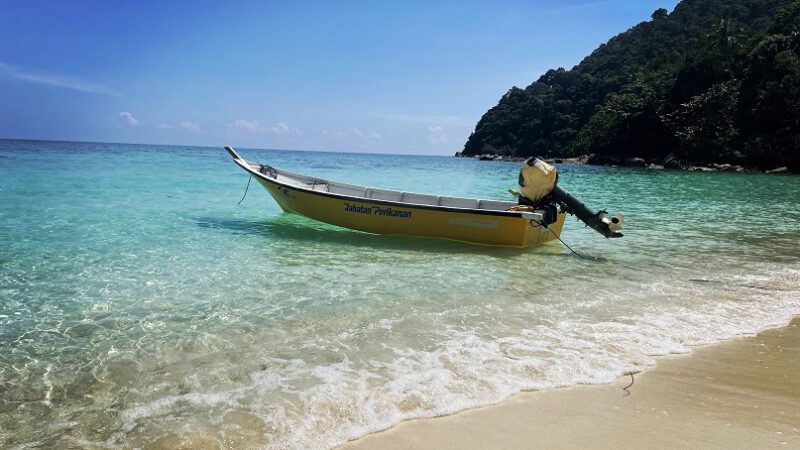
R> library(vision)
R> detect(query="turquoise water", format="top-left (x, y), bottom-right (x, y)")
top-left (1, 139), bottom-right (799, 449)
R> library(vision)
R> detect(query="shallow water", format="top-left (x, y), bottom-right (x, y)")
top-left (1, 140), bottom-right (798, 449)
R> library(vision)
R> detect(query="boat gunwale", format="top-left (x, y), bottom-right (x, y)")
top-left (233, 158), bottom-right (543, 220)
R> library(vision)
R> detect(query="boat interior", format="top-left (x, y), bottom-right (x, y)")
top-left (246, 161), bottom-right (518, 212)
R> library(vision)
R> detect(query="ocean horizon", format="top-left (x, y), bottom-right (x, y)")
top-left (1, 139), bottom-right (799, 449)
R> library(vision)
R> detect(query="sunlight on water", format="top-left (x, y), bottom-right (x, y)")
top-left (1, 140), bottom-right (798, 448)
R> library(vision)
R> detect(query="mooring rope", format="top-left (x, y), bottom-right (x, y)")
top-left (530, 219), bottom-right (597, 261)
top-left (237, 174), bottom-right (252, 205)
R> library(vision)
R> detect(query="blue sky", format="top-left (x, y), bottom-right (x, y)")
top-left (0, 0), bottom-right (679, 155)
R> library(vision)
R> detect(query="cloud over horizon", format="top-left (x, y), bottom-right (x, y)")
top-left (377, 113), bottom-right (472, 127)
top-left (268, 122), bottom-right (300, 135)
top-left (427, 126), bottom-right (448, 144)
top-left (181, 121), bottom-right (202, 133)
top-left (119, 112), bottom-right (140, 127)
top-left (228, 119), bottom-right (300, 136)
top-left (323, 128), bottom-right (382, 141)
top-left (228, 119), bottom-right (267, 134)
top-left (1, 62), bottom-right (120, 96)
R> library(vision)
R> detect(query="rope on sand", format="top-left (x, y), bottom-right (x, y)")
top-left (623, 371), bottom-right (635, 396)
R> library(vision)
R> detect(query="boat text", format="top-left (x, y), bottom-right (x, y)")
top-left (344, 203), bottom-right (412, 219)
top-left (447, 217), bottom-right (498, 229)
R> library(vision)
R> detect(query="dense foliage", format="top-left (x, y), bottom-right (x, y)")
top-left (463, 0), bottom-right (800, 170)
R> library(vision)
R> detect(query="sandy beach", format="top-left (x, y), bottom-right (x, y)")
top-left (343, 317), bottom-right (800, 450)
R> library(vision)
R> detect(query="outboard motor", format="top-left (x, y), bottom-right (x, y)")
top-left (517, 157), bottom-right (623, 238)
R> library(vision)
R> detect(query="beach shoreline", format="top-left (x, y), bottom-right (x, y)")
top-left (342, 317), bottom-right (800, 450)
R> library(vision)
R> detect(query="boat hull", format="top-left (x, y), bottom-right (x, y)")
top-left (252, 176), bottom-right (565, 247)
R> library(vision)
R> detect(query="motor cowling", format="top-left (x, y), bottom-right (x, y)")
top-left (518, 157), bottom-right (557, 202)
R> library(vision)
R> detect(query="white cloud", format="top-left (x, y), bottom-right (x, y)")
top-left (228, 119), bottom-right (266, 133)
top-left (268, 122), bottom-right (300, 135)
top-left (0, 62), bottom-right (120, 96)
top-left (155, 123), bottom-right (173, 130)
top-left (428, 126), bottom-right (448, 144)
top-left (326, 128), bottom-right (382, 141)
top-left (119, 112), bottom-right (140, 127)
top-left (228, 119), bottom-right (300, 136)
top-left (377, 113), bottom-right (472, 126)
top-left (181, 121), bottom-right (202, 133)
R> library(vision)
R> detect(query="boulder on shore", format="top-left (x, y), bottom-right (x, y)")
top-left (624, 157), bottom-right (647, 167)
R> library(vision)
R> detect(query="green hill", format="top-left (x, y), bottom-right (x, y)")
top-left (462, 0), bottom-right (800, 170)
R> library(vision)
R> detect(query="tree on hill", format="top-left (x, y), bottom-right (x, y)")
top-left (462, 0), bottom-right (799, 170)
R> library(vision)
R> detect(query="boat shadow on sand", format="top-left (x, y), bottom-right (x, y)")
top-left (195, 214), bottom-right (575, 258)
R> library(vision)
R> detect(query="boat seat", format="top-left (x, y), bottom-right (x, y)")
top-left (329, 184), bottom-right (363, 196)
top-left (369, 188), bottom-right (403, 202)
top-left (309, 182), bottom-right (330, 192)
top-left (402, 192), bottom-right (436, 205)
top-left (479, 200), bottom-right (512, 211)
top-left (439, 196), bottom-right (479, 209)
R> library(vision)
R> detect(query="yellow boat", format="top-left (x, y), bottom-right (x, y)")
top-left (225, 146), bottom-right (622, 247)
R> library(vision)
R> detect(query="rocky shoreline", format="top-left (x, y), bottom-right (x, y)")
top-left (454, 152), bottom-right (793, 174)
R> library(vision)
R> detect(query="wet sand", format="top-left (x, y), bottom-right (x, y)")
top-left (343, 317), bottom-right (800, 449)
